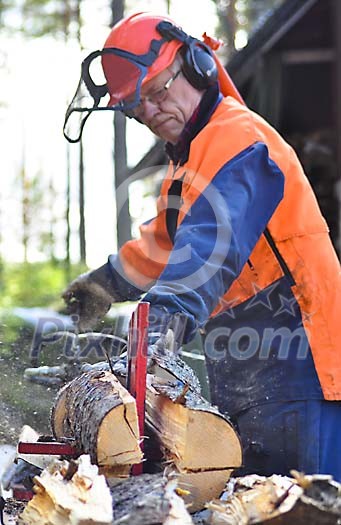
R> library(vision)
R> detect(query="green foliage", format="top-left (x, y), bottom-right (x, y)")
top-left (0, 310), bottom-right (31, 357)
top-left (0, 260), bottom-right (88, 309)
top-left (0, 0), bottom-right (81, 39)
top-left (21, 0), bottom-right (80, 39)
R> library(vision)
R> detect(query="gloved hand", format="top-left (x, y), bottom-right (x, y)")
top-left (62, 263), bottom-right (121, 331)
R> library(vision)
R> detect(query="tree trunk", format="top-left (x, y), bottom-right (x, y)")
top-left (111, 0), bottom-right (132, 248)
top-left (79, 139), bottom-right (86, 263)
top-left (63, 1), bottom-right (71, 279)
top-left (114, 111), bottom-right (131, 248)
top-left (226, 0), bottom-right (237, 53)
top-left (65, 143), bottom-right (71, 282)
top-left (76, 1), bottom-right (86, 263)
top-left (20, 155), bottom-right (29, 263)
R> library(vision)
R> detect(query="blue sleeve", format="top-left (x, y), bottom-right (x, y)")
top-left (144, 142), bottom-right (285, 342)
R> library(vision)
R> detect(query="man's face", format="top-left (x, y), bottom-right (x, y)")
top-left (129, 64), bottom-right (204, 144)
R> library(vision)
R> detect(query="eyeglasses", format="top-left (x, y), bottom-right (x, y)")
top-left (124, 69), bottom-right (182, 118)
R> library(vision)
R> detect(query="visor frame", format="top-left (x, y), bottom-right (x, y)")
top-left (82, 36), bottom-right (168, 112)
top-left (63, 37), bottom-right (169, 142)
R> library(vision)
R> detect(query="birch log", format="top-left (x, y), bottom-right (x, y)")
top-left (145, 373), bottom-right (242, 512)
top-left (50, 353), bottom-right (242, 511)
top-left (110, 473), bottom-right (193, 524)
top-left (51, 370), bottom-right (142, 471)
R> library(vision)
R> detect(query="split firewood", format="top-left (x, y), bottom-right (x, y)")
top-left (207, 472), bottom-right (341, 524)
top-left (51, 370), bottom-right (143, 470)
top-left (110, 472), bottom-right (193, 524)
top-left (145, 372), bottom-right (242, 512)
top-left (50, 353), bottom-right (242, 511)
top-left (19, 454), bottom-right (113, 525)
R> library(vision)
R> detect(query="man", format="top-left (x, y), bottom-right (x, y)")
top-left (63, 12), bottom-right (341, 480)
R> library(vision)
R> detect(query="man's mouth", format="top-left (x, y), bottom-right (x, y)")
top-left (153, 117), bottom-right (173, 131)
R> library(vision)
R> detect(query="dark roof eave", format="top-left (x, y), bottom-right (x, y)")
top-left (227, 0), bottom-right (319, 82)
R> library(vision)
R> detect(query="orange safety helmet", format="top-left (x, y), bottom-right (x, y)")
top-left (102, 12), bottom-right (184, 106)
top-left (63, 12), bottom-right (243, 142)
top-left (101, 12), bottom-right (244, 107)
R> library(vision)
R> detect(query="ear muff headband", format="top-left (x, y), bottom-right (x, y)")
top-left (156, 20), bottom-right (218, 90)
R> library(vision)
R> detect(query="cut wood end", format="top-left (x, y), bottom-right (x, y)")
top-left (51, 370), bottom-right (143, 468)
top-left (50, 382), bottom-right (71, 439)
top-left (97, 403), bottom-right (143, 467)
top-left (175, 468), bottom-right (234, 513)
top-left (96, 372), bottom-right (143, 466)
top-left (182, 410), bottom-right (242, 470)
top-left (147, 391), bottom-right (242, 471)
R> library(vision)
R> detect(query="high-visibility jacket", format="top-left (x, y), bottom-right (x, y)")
top-left (109, 93), bottom-right (341, 407)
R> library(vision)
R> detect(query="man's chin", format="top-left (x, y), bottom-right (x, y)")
top-left (153, 121), bottom-right (183, 144)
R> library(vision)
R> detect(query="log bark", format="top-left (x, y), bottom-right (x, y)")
top-left (19, 455), bottom-right (113, 525)
top-left (110, 472), bottom-right (193, 524)
top-left (51, 370), bottom-right (142, 469)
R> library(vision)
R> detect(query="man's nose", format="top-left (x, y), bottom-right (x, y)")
top-left (139, 98), bottom-right (159, 122)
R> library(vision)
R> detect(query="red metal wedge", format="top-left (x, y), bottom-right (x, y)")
top-left (17, 441), bottom-right (79, 456)
top-left (127, 302), bottom-right (149, 475)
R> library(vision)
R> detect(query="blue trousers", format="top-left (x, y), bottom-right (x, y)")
top-left (232, 400), bottom-right (341, 482)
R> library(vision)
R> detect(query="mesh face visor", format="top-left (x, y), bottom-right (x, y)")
top-left (63, 38), bottom-right (167, 143)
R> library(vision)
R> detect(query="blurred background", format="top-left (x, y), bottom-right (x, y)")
top-left (0, 0), bottom-right (340, 442)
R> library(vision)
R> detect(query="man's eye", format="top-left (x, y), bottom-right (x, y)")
top-left (150, 89), bottom-right (165, 103)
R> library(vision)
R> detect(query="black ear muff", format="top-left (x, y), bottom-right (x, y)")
top-left (180, 43), bottom-right (218, 90)
top-left (157, 20), bottom-right (218, 90)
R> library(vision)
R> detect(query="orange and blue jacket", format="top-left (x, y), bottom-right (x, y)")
top-left (107, 86), bottom-right (341, 410)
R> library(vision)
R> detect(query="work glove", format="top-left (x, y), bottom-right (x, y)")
top-left (62, 263), bottom-right (121, 332)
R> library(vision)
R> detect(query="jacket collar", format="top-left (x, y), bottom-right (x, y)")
top-left (165, 83), bottom-right (222, 166)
